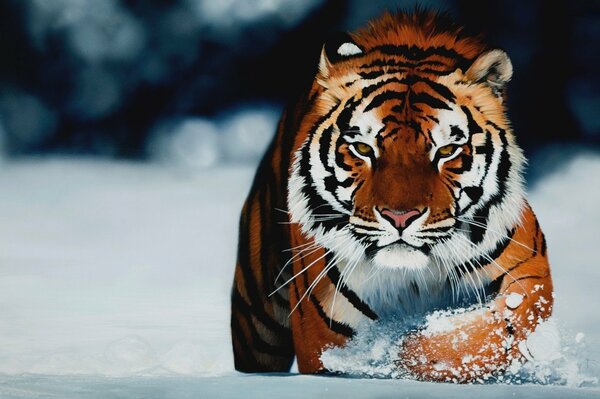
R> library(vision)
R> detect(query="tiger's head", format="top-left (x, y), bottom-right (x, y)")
top-left (288, 11), bottom-right (525, 272)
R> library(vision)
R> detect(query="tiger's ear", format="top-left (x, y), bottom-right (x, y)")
top-left (465, 50), bottom-right (513, 95)
top-left (318, 32), bottom-right (363, 80)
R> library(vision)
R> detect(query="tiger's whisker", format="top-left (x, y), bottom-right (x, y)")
top-left (274, 226), bottom-right (352, 297)
top-left (456, 217), bottom-right (535, 253)
top-left (455, 233), bottom-right (528, 295)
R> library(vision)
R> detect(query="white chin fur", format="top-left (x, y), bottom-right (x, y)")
top-left (371, 244), bottom-right (430, 270)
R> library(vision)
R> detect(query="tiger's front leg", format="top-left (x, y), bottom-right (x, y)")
top-left (287, 229), bottom-right (353, 374)
top-left (397, 255), bottom-right (553, 382)
top-left (231, 183), bottom-right (297, 373)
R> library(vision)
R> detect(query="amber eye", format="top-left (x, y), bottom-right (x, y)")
top-left (437, 144), bottom-right (458, 158)
top-left (353, 142), bottom-right (374, 157)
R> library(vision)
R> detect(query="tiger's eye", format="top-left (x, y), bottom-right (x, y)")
top-left (437, 144), bottom-right (457, 157)
top-left (354, 142), bottom-right (373, 157)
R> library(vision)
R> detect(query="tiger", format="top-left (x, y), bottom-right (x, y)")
top-left (230, 9), bottom-right (553, 383)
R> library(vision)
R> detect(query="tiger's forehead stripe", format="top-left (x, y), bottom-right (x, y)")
top-left (323, 72), bottom-right (464, 149)
top-left (365, 45), bottom-right (471, 72)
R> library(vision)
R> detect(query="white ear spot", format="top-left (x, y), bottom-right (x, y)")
top-left (337, 42), bottom-right (362, 57)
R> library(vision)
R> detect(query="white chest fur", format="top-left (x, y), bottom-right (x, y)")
top-left (329, 259), bottom-right (483, 328)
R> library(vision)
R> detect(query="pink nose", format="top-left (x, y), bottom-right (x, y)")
top-left (380, 208), bottom-right (423, 230)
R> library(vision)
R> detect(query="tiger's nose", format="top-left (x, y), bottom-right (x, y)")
top-left (380, 208), bottom-right (424, 230)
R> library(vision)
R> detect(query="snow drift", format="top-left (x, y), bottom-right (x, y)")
top-left (0, 152), bottom-right (599, 396)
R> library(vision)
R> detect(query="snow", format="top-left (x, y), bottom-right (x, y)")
top-left (0, 374), bottom-right (599, 399)
top-left (0, 153), bottom-right (599, 397)
top-left (148, 105), bottom-right (280, 169)
top-left (505, 293), bottom-right (524, 309)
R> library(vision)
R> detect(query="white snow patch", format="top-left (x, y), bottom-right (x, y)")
top-left (0, 159), bottom-right (249, 376)
top-left (322, 310), bottom-right (596, 387)
top-left (0, 151), bottom-right (598, 393)
top-left (320, 320), bottom-right (405, 378)
top-left (505, 293), bottom-right (524, 309)
top-left (337, 42), bottom-right (362, 56)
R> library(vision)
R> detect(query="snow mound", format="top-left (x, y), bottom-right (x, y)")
top-left (321, 311), bottom-right (597, 387)
top-left (0, 151), bottom-right (598, 390)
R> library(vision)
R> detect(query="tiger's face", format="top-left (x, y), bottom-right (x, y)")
top-left (288, 29), bottom-right (525, 273)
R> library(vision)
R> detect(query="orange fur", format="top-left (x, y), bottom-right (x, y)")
top-left (231, 9), bottom-right (553, 382)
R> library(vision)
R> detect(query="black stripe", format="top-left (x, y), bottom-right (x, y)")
top-left (370, 44), bottom-right (470, 68)
top-left (417, 68), bottom-right (454, 76)
top-left (349, 179), bottom-right (365, 200)
top-left (406, 75), bottom-right (456, 102)
top-left (462, 186), bottom-right (483, 204)
top-left (299, 112), bottom-right (340, 231)
top-left (454, 228), bottom-right (515, 275)
top-left (504, 274), bottom-right (549, 290)
top-left (485, 276), bottom-right (503, 295)
top-left (327, 267), bottom-right (379, 320)
top-left (358, 70), bottom-right (394, 79)
top-left (258, 189), bottom-right (272, 293)
top-left (461, 106), bottom-right (482, 134)
top-left (468, 123), bottom-right (512, 244)
top-left (408, 91), bottom-right (451, 111)
top-left (466, 131), bottom-right (495, 243)
top-left (504, 252), bottom-right (537, 274)
top-left (486, 250), bottom-right (537, 293)
top-left (318, 126), bottom-right (334, 169)
top-left (446, 153), bottom-right (473, 175)
top-left (420, 225), bottom-right (454, 233)
top-left (540, 233), bottom-right (547, 257)
top-left (450, 125), bottom-right (465, 139)
top-left (336, 96), bottom-right (362, 130)
top-left (231, 310), bottom-right (293, 372)
top-left (363, 90), bottom-right (407, 113)
top-left (361, 77), bottom-right (405, 98)
top-left (382, 115), bottom-right (401, 126)
top-left (309, 293), bottom-right (354, 337)
top-left (232, 304), bottom-right (292, 358)
top-left (292, 279), bottom-right (303, 318)
top-left (360, 58), bottom-right (448, 69)
top-left (271, 289), bottom-right (289, 308)
top-left (231, 288), bottom-right (290, 337)
top-left (231, 312), bottom-right (261, 370)
top-left (351, 223), bottom-right (382, 232)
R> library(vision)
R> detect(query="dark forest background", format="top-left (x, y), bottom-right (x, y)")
top-left (0, 0), bottom-right (598, 178)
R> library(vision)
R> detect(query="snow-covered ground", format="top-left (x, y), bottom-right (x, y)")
top-left (0, 155), bottom-right (599, 398)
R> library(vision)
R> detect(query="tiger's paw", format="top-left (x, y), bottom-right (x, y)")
top-left (396, 317), bottom-right (516, 383)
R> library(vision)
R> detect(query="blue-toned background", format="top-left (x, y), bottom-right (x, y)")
top-left (0, 0), bottom-right (598, 168)
top-left (0, 1), bottom-right (599, 397)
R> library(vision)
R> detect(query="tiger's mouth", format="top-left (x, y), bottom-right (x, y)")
top-left (367, 241), bottom-right (432, 270)
top-left (367, 240), bottom-right (431, 255)
top-left (390, 239), bottom-right (430, 251)
top-left (363, 239), bottom-right (432, 266)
